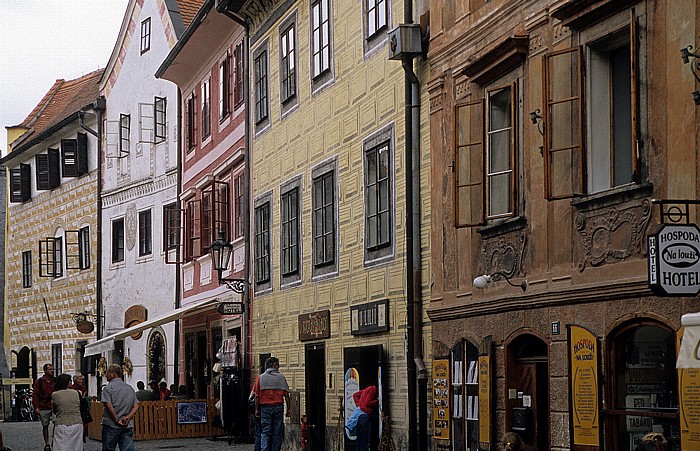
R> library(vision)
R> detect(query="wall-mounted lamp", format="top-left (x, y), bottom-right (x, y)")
top-left (210, 231), bottom-right (247, 294)
top-left (473, 272), bottom-right (528, 292)
top-left (681, 46), bottom-right (700, 105)
top-left (529, 109), bottom-right (544, 136)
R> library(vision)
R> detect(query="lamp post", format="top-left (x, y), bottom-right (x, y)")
top-left (209, 231), bottom-right (246, 294)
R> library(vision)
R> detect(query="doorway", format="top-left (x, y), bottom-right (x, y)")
top-left (305, 343), bottom-right (326, 451)
top-left (344, 345), bottom-right (384, 451)
top-left (506, 334), bottom-right (549, 451)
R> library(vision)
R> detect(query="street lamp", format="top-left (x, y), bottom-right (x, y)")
top-left (473, 271), bottom-right (528, 292)
top-left (210, 231), bottom-right (246, 294)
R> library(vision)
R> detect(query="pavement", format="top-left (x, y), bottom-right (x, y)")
top-left (0, 420), bottom-right (255, 451)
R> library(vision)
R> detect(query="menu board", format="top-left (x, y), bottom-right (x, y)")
top-left (433, 359), bottom-right (450, 440)
top-left (678, 327), bottom-right (700, 451)
top-left (569, 325), bottom-right (600, 448)
top-left (478, 355), bottom-right (491, 449)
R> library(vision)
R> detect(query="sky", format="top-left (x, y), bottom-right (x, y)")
top-left (0, 0), bottom-right (130, 154)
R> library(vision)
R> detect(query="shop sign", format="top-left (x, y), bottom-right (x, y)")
top-left (478, 355), bottom-right (492, 449)
top-left (677, 327), bottom-right (700, 450)
top-left (350, 299), bottom-right (389, 335)
top-left (648, 224), bottom-right (700, 296)
top-left (568, 325), bottom-right (600, 448)
top-left (217, 302), bottom-right (244, 315)
top-left (298, 310), bottom-right (330, 341)
top-left (432, 359), bottom-right (450, 440)
top-left (124, 305), bottom-right (147, 340)
top-left (76, 319), bottom-right (95, 334)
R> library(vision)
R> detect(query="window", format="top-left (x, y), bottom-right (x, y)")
top-left (79, 226), bottom-right (90, 269)
top-left (185, 198), bottom-right (201, 261)
top-left (366, 0), bottom-right (387, 37)
top-left (311, 0), bottom-right (331, 79)
top-left (10, 163), bottom-right (31, 203)
top-left (119, 114), bottom-right (130, 155)
top-left (141, 18), bottom-right (151, 53)
top-left (365, 143), bottom-right (391, 249)
top-left (22, 251), bottom-right (31, 288)
top-left (201, 181), bottom-right (230, 252)
top-left (39, 236), bottom-right (63, 278)
top-left (543, 10), bottom-right (639, 199)
top-left (52, 344), bottom-right (62, 376)
top-left (112, 218), bottom-right (125, 263)
top-left (163, 203), bottom-right (179, 251)
top-left (36, 148), bottom-right (60, 190)
top-left (154, 97), bottom-right (167, 143)
top-left (65, 227), bottom-right (90, 270)
top-left (234, 42), bottom-right (244, 107)
top-left (451, 340), bottom-right (480, 451)
top-left (61, 133), bottom-right (88, 177)
top-left (219, 53), bottom-right (231, 120)
top-left (253, 45), bottom-right (269, 127)
top-left (280, 21), bottom-right (297, 104)
top-left (312, 165), bottom-right (336, 272)
top-left (139, 210), bottom-right (152, 256)
top-left (280, 187), bottom-right (299, 277)
top-left (185, 93), bottom-right (196, 151)
top-left (254, 202), bottom-right (271, 285)
top-left (201, 79), bottom-right (211, 139)
top-left (234, 173), bottom-right (244, 239)
top-left (486, 83), bottom-right (515, 218)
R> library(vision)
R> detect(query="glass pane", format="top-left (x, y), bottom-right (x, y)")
top-left (379, 147), bottom-right (389, 178)
top-left (367, 152), bottom-right (377, 185)
top-left (325, 232), bottom-right (334, 259)
top-left (612, 47), bottom-right (632, 187)
top-left (378, 0), bottom-right (386, 28)
top-left (379, 179), bottom-right (389, 211)
top-left (367, 185), bottom-right (377, 215)
top-left (369, 9), bottom-right (376, 35)
top-left (488, 172), bottom-right (511, 216)
top-left (489, 130), bottom-right (510, 174)
top-left (367, 216), bottom-right (377, 247)
top-left (488, 87), bottom-right (511, 131)
top-left (379, 212), bottom-right (390, 244)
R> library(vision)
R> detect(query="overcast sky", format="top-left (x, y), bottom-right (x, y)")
top-left (0, 0), bottom-right (130, 154)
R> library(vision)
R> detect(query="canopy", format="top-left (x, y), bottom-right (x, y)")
top-left (677, 312), bottom-right (700, 368)
top-left (83, 299), bottom-right (219, 356)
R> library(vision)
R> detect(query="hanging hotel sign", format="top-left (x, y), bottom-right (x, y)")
top-left (432, 359), bottom-right (450, 440)
top-left (350, 299), bottom-right (389, 335)
top-left (568, 325), bottom-right (600, 448)
top-left (648, 224), bottom-right (700, 296)
top-left (298, 310), bottom-right (330, 341)
top-left (124, 305), bottom-right (148, 340)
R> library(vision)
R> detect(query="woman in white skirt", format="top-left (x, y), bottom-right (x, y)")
top-left (51, 373), bottom-right (83, 451)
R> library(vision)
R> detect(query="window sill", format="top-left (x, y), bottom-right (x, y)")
top-left (571, 183), bottom-right (653, 213)
top-left (477, 215), bottom-right (526, 240)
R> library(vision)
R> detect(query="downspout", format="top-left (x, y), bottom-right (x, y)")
top-left (95, 97), bottom-right (105, 392)
top-left (174, 88), bottom-right (183, 384)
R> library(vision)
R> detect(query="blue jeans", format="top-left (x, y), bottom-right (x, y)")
top-left (260, 404), bottom-right (284, 451)
top-left (253, 414), bottom-right (261, 451)
top-left (102, 425), bottom-right (134, 451)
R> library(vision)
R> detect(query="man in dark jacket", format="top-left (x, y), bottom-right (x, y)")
top-left (32, 363), bottom-right (55, 451)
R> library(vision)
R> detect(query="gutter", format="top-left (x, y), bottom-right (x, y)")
top-left (1, 111), bottom-right (82, 164)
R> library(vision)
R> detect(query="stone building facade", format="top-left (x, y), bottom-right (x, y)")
top-left (428, 1), bottom-right (700, 450)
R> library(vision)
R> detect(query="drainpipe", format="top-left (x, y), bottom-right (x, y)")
top-left (95, 97), bottom-right (105, 392)
top-left (174, 88), bottom-right (183, 384)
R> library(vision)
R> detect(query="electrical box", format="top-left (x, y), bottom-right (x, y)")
top-left (388, 24), bottom-right (422, 60)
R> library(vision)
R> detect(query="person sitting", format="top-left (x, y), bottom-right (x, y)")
top-left (158, 381), bottom-right (172, 400)
top-left (135, 381), bottom-right (153, 402)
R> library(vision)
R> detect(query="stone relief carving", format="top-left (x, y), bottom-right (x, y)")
top-left (575, 198), bottom-right (652, 271)
top-left (480, 230), bottom-right (527, 279)
top-left (125, 202), bottom-right (137, 251)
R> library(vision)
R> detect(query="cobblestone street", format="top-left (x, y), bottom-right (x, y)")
top-left (0, 421), bottom-right (255, 451)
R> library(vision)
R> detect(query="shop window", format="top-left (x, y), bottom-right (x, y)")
top-left (605, 322), bottom-right (678, 451)
top-left (543, 9), bottom-right (640, 199)
top-left (451, 340), bottom-right (480, 451)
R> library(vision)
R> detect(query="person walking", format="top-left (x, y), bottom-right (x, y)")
top-left (101, 364), bottom-right (139, 451)
top-left (33, 363), bottom-right (55, 451)
top-left (253, 357), bottom-right (290, 451)
top-left (51, 374), bottom-right (83, 451)
top-left (69, 373), bottom-right (89, 443)
top-left (134, 381), bottom-right (152, 403)
top-left (348, 386), bottom-right (379, 451)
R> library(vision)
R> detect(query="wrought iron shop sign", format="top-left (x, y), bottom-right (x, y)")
top-left (351, 299), bottom-right (389, 335)
top-left (648, 224), bottom-right (700, 296)
top-left (298, 310), bottom-right (330, 341)
top-left (124, 305), bottom-right (147, 340)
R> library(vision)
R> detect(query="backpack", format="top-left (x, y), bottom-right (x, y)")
top-left (77, 390), bottom-right (93, 424)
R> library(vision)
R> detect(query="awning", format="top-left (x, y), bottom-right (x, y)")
top-left (677, 312), bottom-right (700, 368)
top-left (84, 299), bottom-right (218, 357)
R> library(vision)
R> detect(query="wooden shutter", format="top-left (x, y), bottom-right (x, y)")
top-left (454, 99), bottom-right (485, 227)
top-left (65, 230), bottom-right (81, 270)
top-left (48, 148), bottom-right (60, 188)
top-left (36, 151), bottom-right (59, 190)
top-left (185, 198), bottom-right (201, 260)
top-left (77, 133), bottom-right (88, 176)
top-left (11, 164), bottom-right (31, 202)
top-left (62, 139), bottom-right (78, 177)
top-left (630, 8), bottom-right (639, 182)
top-left (213, 180), bottom-right (231, 242)
top-left (164, 206), bottom-right (184, 264)
top-left (543, 46), bottom-right (584, 200)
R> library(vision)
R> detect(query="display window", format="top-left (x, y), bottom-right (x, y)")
top-left (451, 340), bottom-right (480, 451)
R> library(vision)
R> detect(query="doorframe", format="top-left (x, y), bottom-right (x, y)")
top-left (305, 342), bottom-right (326, 451)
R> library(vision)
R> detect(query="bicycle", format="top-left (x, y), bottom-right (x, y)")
top-left (15, 388), bottom-right (36, 421)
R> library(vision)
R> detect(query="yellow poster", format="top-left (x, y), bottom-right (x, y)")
top-left (569, 325), bottom-right (600, 447)
top-left (677, 327), bottom-right (700, 451)
top-left (432, 359), bottom-right (450, 440)
top-left (478, 355), bottom-right (491, 449)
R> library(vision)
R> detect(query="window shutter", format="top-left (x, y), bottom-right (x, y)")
top-left (164, 207), bottom-right (184, 264)
top-left (36, 154), bottom-right (49, 190)
top-left (185, 198), bottom-right (201, 260)
top-left (212, 180), bottom-right (231, 242)
top-left (630, 8), bottom-right (640, 182)
top-left (48, 148), bottom-right (60, 189)
top-left (543, 46), bottom-right (584, 200)
top-left (11, 164), bottom-right (31, 202)
top-left (62, 139), bottom-right (78, 177)
top-left (77, 133), bottom-right (88, 176)
top-left (201, 186), bottom-right (214, 252)
top-left (454, 99), bottom-right (485, 227)
top-left (65, 230), bottom-right (81, 270)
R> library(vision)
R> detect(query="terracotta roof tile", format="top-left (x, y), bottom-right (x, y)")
top-left (11, 69), bottom-right (104, 151)
top-left (175, 0), bottom-right (205, 28)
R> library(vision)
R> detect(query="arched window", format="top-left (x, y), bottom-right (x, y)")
top-left (605, 321), bottom-right (678, 451)
top-left (148, 331), bottom-right (166, 383)
top-left (451, 339), bottom-right (479, 451)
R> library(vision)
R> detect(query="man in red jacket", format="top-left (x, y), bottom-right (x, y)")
top-left (32, 364), bottom-right (55, 451)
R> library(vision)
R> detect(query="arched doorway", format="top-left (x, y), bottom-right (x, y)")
top-left (15, 346), bottom-right (32, 378)
top-left (605, 320), bottom-right (678, 451)
top-left (148, 330), bottom-right (166, 384)
top-left (505, 333), bottom-right (549, 451)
